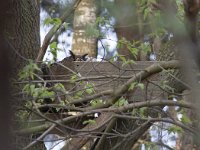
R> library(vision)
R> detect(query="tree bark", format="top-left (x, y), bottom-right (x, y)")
top-left (4, 1), bottom-right (40, 149)
top-left (0, 2), bottom-right (13, 150)
top-left (4, 0), bottom-right (40, 73)
top-left (72, 0), bottom-right (98, 57)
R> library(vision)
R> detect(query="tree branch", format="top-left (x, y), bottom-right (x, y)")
top-left (88, 60), bottom-right (181, 110)
top-left (36, 0), bottom-right (82, 62)
top-left (16, 99), bottom-right (194, 135)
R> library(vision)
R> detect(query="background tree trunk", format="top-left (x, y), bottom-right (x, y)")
top-left (114, 0), bottom-right (146, 60)
top-left (71, 0), bottom-right (97, 57)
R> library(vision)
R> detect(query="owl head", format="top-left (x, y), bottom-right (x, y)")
top-left (69, 50), bottom-right (88, 61)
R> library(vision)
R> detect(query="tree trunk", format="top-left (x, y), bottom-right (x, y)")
top-left (4, 1), bottom-right (40, 149)
top-left (0, 2), bottom-right (13, 150)
top-left (4, 0), bottom-right (40, 73)
top-left (71, 0), bottom-right (98, 57)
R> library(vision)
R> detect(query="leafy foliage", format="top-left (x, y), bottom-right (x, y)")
top-left (85, 83), bottom-right (95, 94)
top-left (49, 42), bottom-right (63, 61)
top-left (168, 125), bottom-right (183, 134)
top-left (18, 60), bottom-right (41, 80)
top-left (139, 107), bottom-right (148, 118)
top-left (90, 99), bottom-right (104, 107)
top-left (85, 24), bottom-right (101, 38)
top-left (179, 110), bottom-right (192, 124)
top-left (118, 55), bottom-right (135, 66)
top-left (22, 84), bottom-right (55, 100)
top-left (129, 82), bottom-right (144, 91)
top-left (83, 119), bottom-right (96, 125)
top-left (114, 97), bottom-right (128, 107)
top-left (44, 17), bottom-right (62, 26)
top-left (70, 74), bottom-right (78, 83)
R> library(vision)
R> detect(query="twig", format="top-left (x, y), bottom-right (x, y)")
top-left (16, 99), bottom-right (194, 135)
top-left (87, 60), bottom-right (181, 109)
top-left (23, 124), bottom-right (56, 150)
top-left (36, 0), bottom-right (82, 62)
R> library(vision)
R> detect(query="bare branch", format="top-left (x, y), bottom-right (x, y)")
top-left (36, 0), bottom-right (82, 62)
top-left (87, 60), bottom-right (181, 110)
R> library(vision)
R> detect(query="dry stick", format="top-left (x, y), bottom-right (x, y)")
top-left (16, 61), bottom-right (182, 132)
top-left (87, 60), bottom-right (181, 110)
top-left (63, 100), bottom-right (194, 150)
top-left (113, 114), bottom-right (195, 134)
top-left (93, 104), bottom-right (195, 149)
top-left (64, 61), bottom-right (182, 149)
top-left (23, 101), bottom-right (60, 149)
top-left (111, 121), bottom-right (150, 150)
top-left (15, 109), bottom-right (94, 135)
top-left (96, 99), bottom-right (193, 115)
top-left (16, 99), bottom-right (193, 136)
top-left (16, 61), bottom-right (187, 149)
top-left (23, 124), bottom-right (56, 150)
top-left (36, 0), bottom-right (82, 62)
top-left (154, 142), bottom-right (174, 150)
top-left (146, 79), bottom-right (191, 96)
top-left (69, 90), bottom-right (113, 105)
top-left (32, 62), bottom-right (175, 110)
top-left (95, 118), bottom-right (117, 150)
top-left (61, 112), bottom-right (114, 150)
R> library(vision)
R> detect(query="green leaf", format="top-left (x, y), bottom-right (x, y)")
top-left (96, 16), bottom-right (110, 26)
top-left (140, 42), bottom-right (151, 54)
top-left (143, 8), bottom-right (150, 20)
top-left (44, 17), bottom-right (62, 26)
top-left (139, 107), bottom-right (147, 117)
top-left (56, 107), bottom-right (61, 112)
top-left (54, 83), bottom-right (66, 92)
top-left (128, 82), bottom-right (137, 91)
top-left (49, 42), bottom-right (59, 61)
top-left (63, 22), bottom-right (69, 30)
top-left (168, 125), bottom-right (183, 134)
top-left (75, 91), bottom-right (84, 97)
top-left (83, 119), bottom-right (96, 125)
top-left (118, 55), bottom-right (135, 66)
top-left (39, 90), bottom-right (55, 99)
top-left (90, 99), bottom-right (103, 107)
top-left (129, 47), bottom-right (139, 58)
top-left (137, 83), bottom-right (144, 90)
top-left (30, 84), bottom-right (36, 93)
top-left (70, 74), bottom-right (78, 83)
top-left (22, 84), bottom-right (32, 94)
top-left (50, 42), bottom-right (57, 49)
top-left (181, 114), bottom-right (192, 124)
top-left (22, 83), bottom-right (55, 99)
top-left (52, 18), bottom-right (62, 25)
top-left (114, 97), bottom-right (128, 107)
top-left (118, 55), bottom-right (126, 62)
top-left (85, 88), bottom-right (93, 94)
top-left (44, 18), bottom-right (52, 25)
top-left (18, 60), bottom-right (40, 80)
top-left (85, 83), bottom-right (95, 94)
